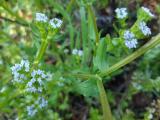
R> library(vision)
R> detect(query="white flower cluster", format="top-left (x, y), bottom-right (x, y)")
top-left (147, 108), bottom-right (155, 120)
top-left (26, 69), bottom-right (47, 93)
top-left (11, 59), bottom-right (50, 117)
top-left (139, 21), bottom-right (151, 36)
top-left (123, 30), bottom-right (138, 49)
top-left (11, 59), bottom-right (52, 91)
top-left (11, 59), bottom-right (30, 83)
top-left (72, 49), bottom-right (83, 56)
top-left (49, 18), bottom-right (63, 29)
top-left (36, 13), bottom-right (48, 22)
top-left (37, 97), bottom-right (48, 108)
top-left (141, 7), bottom-right (154, 17)
top-left (115, 8), bottom-right (128, 19)
top-left (27, 97), bottom-right (48, 116)
top-left (35, 12), bottom-right (63, 29)
top-left (27, 105), bottom-right (37, 117)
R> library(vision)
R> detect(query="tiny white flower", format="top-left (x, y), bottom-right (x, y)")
top-left (11, 64), bottom-right (21, 73)
top-left (78, 50), bottom-right (83, 56)
top-left (37, 97), bottom-right (48, 108)
top-left (72, 49), bottom-right (83, 57)
top-left (25, 67), bottom-right (29, 72)
top-left (141, 7), bottom-right (154, 17)
top-left (49, 18), bottom-right (63, 29)
top-left (124, 30), bottom-right (138, 49)
top-left (139, 21), bottom-right (151, 36)
top-left (41, 73), bottom-right (46, 79)
top-left (148, 113), bottom-right (153, 119)
top-left (20, 59), bottom-right (25, 66)
top-left (72, 49), bottom-right (78, 55)
top-left (124, 30), bottom-right (135, 40)
top-left (24, 60), bottom-right (30, 72)
top-left (0, 87), bottom-right (6, 93)
top-left (26, 86), bottom-right (37, 93)
top-left (13, 72), bottom-right (20, 78)
top-left (36, 13), bottom-right (48, 22)
top-left (125, 39), bottom-right (138, 49)
top-left (115, 8), bottom-right (128, 19)
top-left (27, 81), bottom-right (33, 87)
top-left (37, 78), bottom-right (43, 86)
top-left (27, 105), bottom-right (37, 116)
top-left (150, 108), bottom-right (156, 113)
top-left (31, 70), bottom-right (37, 77)
top-left (19, 74), bottom-right (26, 79)
top-left (46, 72), bottom-right (53, 81)
top-left (37, 69), bottom-right (43, 75)
top-left (31, 78), bottom-right (36, 83)
top-left (37, 87), bottom-right (42, 92)
top-left (64, 49), bottom-right (69, 54)
top-left (15, 79), bottom-right (23, 83)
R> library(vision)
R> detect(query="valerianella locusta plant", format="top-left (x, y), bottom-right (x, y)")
top-left (7, 3), bottom-right (160, 120)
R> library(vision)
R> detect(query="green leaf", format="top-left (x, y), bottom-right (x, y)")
top-left (93, 38), bottom-right (108, 71)
top-left (73, 79), bottom-right (98, 97)
top-left (80, 6), bottom-right (88, 48)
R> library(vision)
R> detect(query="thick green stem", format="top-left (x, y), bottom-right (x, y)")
top-left (34, 39), bottom-right (48, 66)
top-left (96, 75), bottom-right (113, 120)
top-left (100, 33), bottom-right (160, 77)
top-left (63, 73), bottom-right (113, 119)
top-left (63, 34), bottom-right (160, 120)
top-left (64, 34), bottom-right (160, 79)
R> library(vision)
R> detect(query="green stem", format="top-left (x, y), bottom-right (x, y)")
top-left (63, 73), bottom-right (113, 120)
top-left (63, 33), bottom-right (160, 120)
top-left (32, 0), bottom-right (75, 66)
top-left (96, 75), bottom-right (113, 120)
top-left (34, 39), bottom-right (48, 66)
top-left (100, 33), bottom-right (160, 77)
